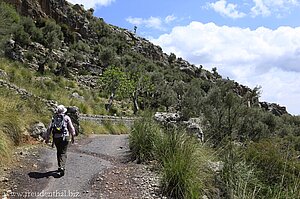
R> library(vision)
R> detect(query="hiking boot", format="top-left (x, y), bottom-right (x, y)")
top-left (58, 167), bottom-right (65, 176)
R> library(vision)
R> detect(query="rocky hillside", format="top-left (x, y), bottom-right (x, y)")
top-left (3, 0), bottom-right (166, 82)
top-left (1, 0), bottom-right (287, 116)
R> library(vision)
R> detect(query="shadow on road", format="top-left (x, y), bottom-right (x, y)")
top-left (28, 170), bottom-right (62, 179)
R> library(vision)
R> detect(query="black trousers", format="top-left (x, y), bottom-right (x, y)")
top-left (53, 137), bottom-right (69, 169)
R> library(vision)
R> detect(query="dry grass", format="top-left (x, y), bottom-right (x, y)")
top-left (80, 120), bottom-right (130, 135)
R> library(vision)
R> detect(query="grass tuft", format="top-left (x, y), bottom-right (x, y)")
top-left (157, 129), bottom-right (208, 199)
top-left (0, 130), bottom-right (12, 166)
top-left (129, 114), bottom-right (216, 198)
top-left (129, 115), bottom-right (161, 162)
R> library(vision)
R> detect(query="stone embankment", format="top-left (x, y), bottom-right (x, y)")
top-left (0, 78), bottom-right (137, 131)
top-left (0, 79), bottom-right (57, 109)
top-left (79, 114), bottom-right (136, 127)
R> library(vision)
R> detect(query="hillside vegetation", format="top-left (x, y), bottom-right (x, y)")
top-left (1, 0), bottom-right (300, 198)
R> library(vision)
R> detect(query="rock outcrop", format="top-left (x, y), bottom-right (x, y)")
top-left (154, 112), bottom-right (205, 142)
top-left (5, 0), bottom-right (86, 36)
top-left (154, 112), bottom-right (182, 124)
top-left (183, 118), bottom-right (204, 142)
top-left (260, 102), bottom-right (288, 116)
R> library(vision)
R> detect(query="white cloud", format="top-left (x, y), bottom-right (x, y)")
top-left (250, 67), bottom-right (300, 115)
top-left (165, 15), bottom-right (177, 23)
top-left (126, 16), bottom-right (164, 30)
top-left (251, 0), bottom-right (271, 16)
top-left (208, 0), bottom-right (246, 19)
top-left (151, 22), bottom-right (300, 115)
top-left (126, 15), bottom-right (179, 32)
top-left (126, 17), bottom-right (143, 26)
top-left (251, 0), bottom-right (299, 17)
top-left (147, 17), bottom-right (163, 30)
top-left (67, 0), bottom-right (115, 9)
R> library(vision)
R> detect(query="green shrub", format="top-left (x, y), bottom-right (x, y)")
top-left (245, 139), bottom-right (300, 185)
top-left (244, 138), bottom-right (300, 197)
top-left (13, 24), bottom-right (31, 46)
top-left (0, 1), bottom-right (20, 38)
top-left (41, 19), bottom-right (64, 49)
top-left (24, 51), bottom-right (35, 62)
top-left (129, 114), bottom-right (161, 162)
top-left (60, 23), bottom-right (75, 44)
top-left (157, 129), bottom-right (203, 199)
top-left (21, 17), bottom-right (43, 43)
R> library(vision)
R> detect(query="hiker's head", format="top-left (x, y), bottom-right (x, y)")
top-left (56, 105), bottom-right (67, 114)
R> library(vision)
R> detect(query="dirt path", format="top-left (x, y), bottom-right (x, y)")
top-left (2, 135), bottom-right (163, 199)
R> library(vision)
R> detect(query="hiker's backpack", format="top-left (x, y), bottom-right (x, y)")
top-left (51, 114), bottom-right (66, 135)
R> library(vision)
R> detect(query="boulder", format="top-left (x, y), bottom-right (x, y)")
top-left (30, 122), bottom-right (47, 139)
top-left (0, 69), bottom-right (7, 78)
top-left (154, 112), bottom-right (181, 123)
top-left (182, 118), bottom-right (204, 142)
top-left (4, 39), bottom-right (19, 61)
top-left (77, 75), bottom-right (99, 88)
top-left (66, 106), bottom-right (80, 135)
top-left (71, 92), bottom-right (84, 101)
top-left (72, 4), bottom-right (85, 14)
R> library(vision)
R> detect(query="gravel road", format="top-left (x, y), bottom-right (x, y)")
top-left (3, 134), bottom-right (162, 199)
top-left (4, 135), bottom-right (130, 199)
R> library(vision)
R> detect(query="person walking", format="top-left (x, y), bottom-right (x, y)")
top-left (44, 105), bottom-right (75, 176)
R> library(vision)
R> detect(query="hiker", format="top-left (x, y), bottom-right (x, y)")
top-left (44, 105), bottom-right (75, 176)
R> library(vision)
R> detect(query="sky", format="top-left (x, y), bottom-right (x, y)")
top-left (67, 0), bottom-right (300, 115)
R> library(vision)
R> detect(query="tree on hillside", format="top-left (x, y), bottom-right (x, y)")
top-left (42, 19), bottom-right (64, 50)
top-left (21, 17), bottom-right (43, 43)
top-left (202, 80), bottom-right (245, 145)
top-left (126, 64), bottom-right (154, 114)
top-left (131, 72), bottom-right (153, 114)
top-left (168, 52), bottom-right (176, 64)
top-left (100, 48), bottom-right (115, 68)
top-left (99, 66), bottom-right (134, 111)
top-left (181, 79), bottom-right (206, 119)
top-left (159, 84), bottom-right (177, 111)
top-left (212, 67), bottom-right (222, 79)
top-left (89, 17), bottom-right (110, 40)
top-left (38, 19), bottom-right (64, 74)
top-left (245, 85), bottom-right (261, 107)
top-left (0, 2), bottom-right (20, 37)
top-left (172, 80), bottom-right (187, 111)
top-left (0, 2), bottom-right (20, 55)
